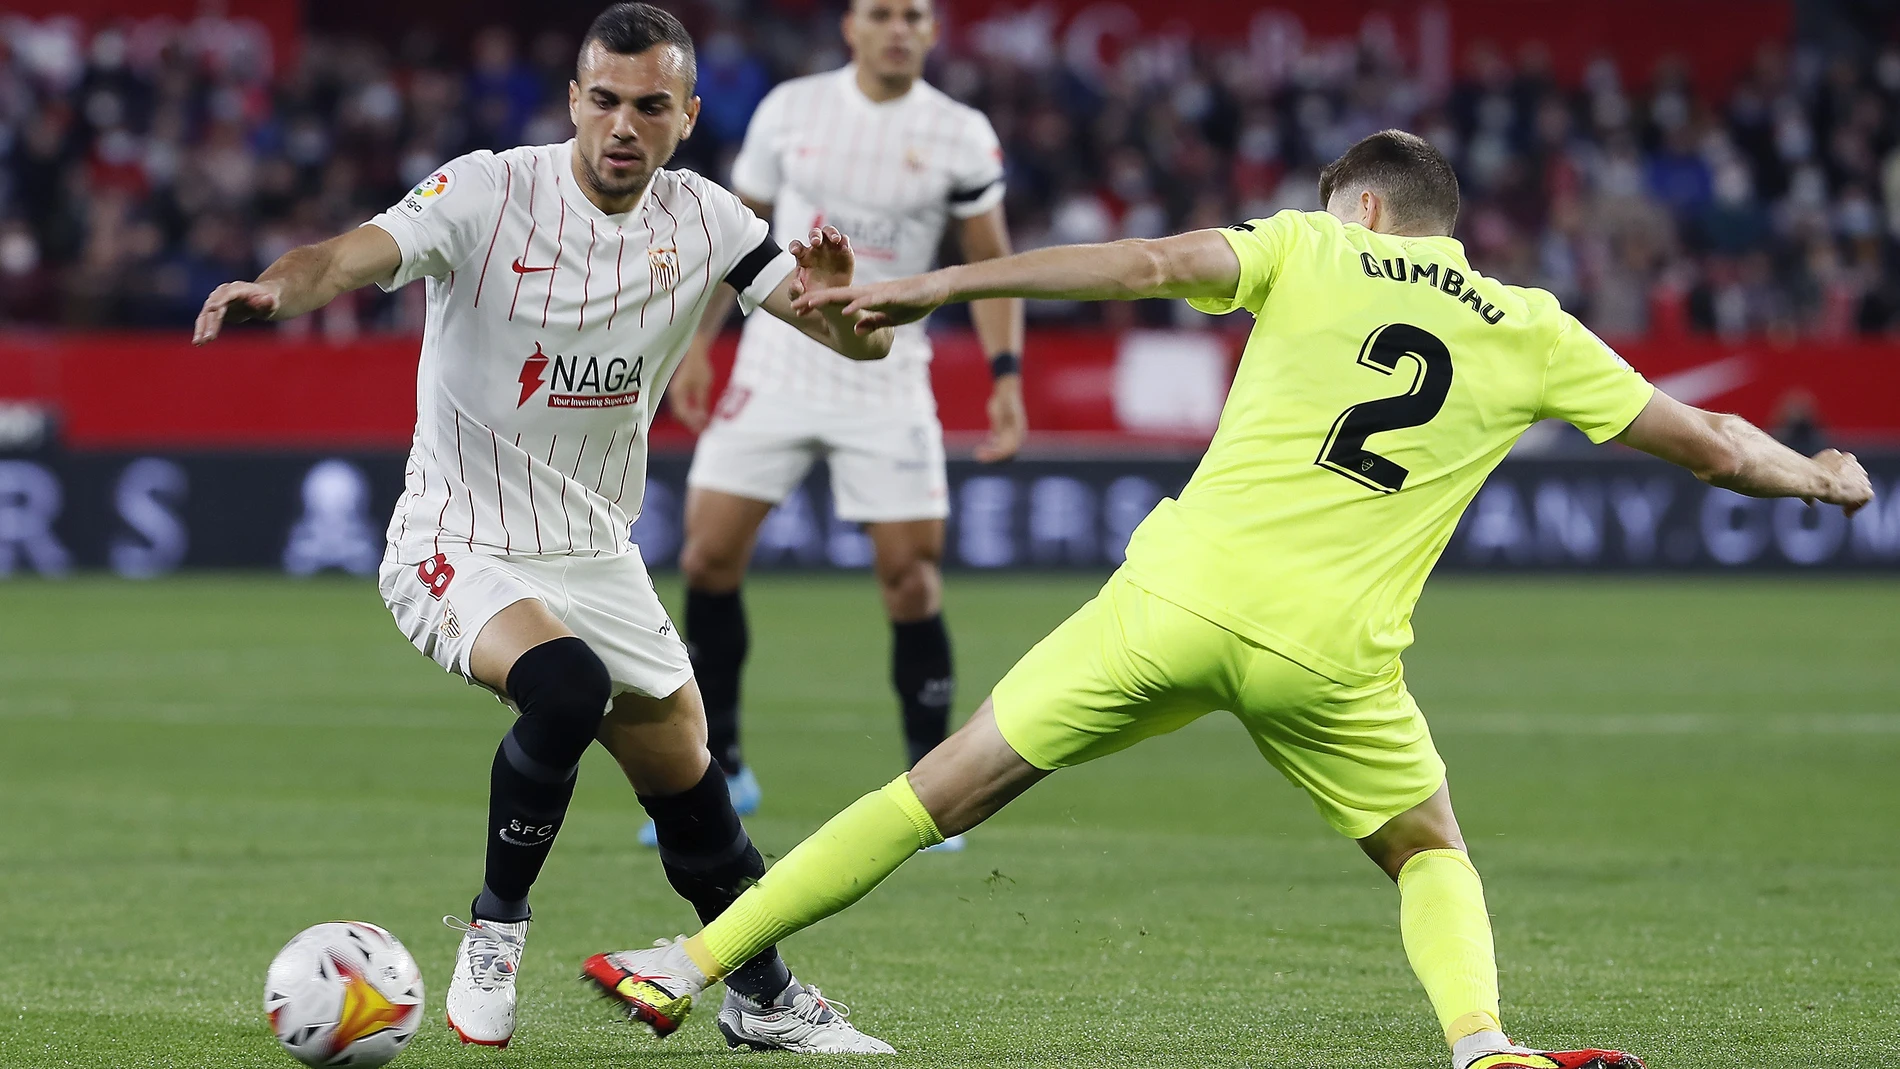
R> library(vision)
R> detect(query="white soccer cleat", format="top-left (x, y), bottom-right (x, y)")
top-left (443, 916), bottom-right (528, 1047)
top-left (579, 938), bottom-right (708, 1038)
top-left (923, 833), bottom-right (966, 853)
top-left (716, 983), bottom-right (897, 1054)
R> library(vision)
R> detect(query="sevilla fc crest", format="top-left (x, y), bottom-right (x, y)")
top-left (648, 244), bottom-right (680, 294)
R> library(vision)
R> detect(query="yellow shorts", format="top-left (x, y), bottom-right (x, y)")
top-left (991, 572), bottom-right (1446, 840)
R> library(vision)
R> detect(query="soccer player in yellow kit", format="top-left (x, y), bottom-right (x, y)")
top-left (582, 131), bottom-right (1875, 1068)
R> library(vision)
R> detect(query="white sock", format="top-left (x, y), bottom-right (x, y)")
top-left (1452, 1029), bottom-right (1524, 1069)
top-left (660, 940), bottom-right (709, 991)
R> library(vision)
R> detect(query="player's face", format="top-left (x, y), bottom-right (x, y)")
top-left (844, 0), bottom-right (937, 82)
top-left (568, 42), bottom-right (700, 207)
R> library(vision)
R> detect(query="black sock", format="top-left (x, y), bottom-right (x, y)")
top-left (639, 762), bottom-right (790, 1002)
top-left (686, 588), bottom-right (748, 776)
top-left (474, 637), bottom-right (612, 923)
top-left (892, 615), bottom-right (954, 768)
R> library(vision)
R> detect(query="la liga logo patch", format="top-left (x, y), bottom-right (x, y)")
top-left (398, 169), bottom-right (452, 217)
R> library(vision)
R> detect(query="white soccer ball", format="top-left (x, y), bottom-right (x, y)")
top-left (264, 922), bottom-right (425, 1067)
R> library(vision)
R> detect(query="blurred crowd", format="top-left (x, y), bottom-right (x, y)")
top-left (5, 6), bottom-right (1900, 341)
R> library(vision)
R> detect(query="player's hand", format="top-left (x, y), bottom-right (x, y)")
top-left (976, 372), bottom-right (1027, 463)
top-left (794, 272), bottom-right (950, 334)
top-left (788, 226), bottom-right (855, 300)
top-left (193, 280), bottom-right (282, 345)
top-left (1809, 448), bottom-right (1874, 517)
top-left (668, 347), bottom-right (715, 433)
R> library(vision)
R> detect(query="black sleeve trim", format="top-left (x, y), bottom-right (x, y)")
top-left (948, 178), bottom-right (1003, 205)
top-left (724, 236), bottom-right (781, 293)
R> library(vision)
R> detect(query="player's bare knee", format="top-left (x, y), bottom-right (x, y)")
top-left (679, 537), bottom-right (747, 592)
top-left (876, 557), bottom-right (942, 621)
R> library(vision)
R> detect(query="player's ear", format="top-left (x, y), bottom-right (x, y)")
top-left (1359, 190), bottom-right (1380, 231)
top-left (568, 80), bottom-right (580, 127)
top-left (680, 96), bottom-right (700, 140)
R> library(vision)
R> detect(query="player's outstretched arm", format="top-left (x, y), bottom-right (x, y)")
top-left (758, 226), bottom-right (893, 361)
top-left (792, 229), bottom-right (1243, 330)
top-left (1616, 389), bottom-right (1874, 516)
top-left (192, 226), bottom-right (402, 346)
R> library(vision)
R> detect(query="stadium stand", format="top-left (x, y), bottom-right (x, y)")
top-left (4, 2), bottom-right (1900, 340)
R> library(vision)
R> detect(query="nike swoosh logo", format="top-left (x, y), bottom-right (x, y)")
top-left (511, 258), bottom-right (555, 274)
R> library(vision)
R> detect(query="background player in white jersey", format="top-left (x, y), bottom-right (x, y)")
top-left (192, 4), bottom-right (899, 1054)
top-left (659, 0), bottom-right (1026, 842)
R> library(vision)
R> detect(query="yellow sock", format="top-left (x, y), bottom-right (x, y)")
top-left (697, 775), bottom-right (944, 976)
top-left (1397, 848), bottom-right (1503, 1045)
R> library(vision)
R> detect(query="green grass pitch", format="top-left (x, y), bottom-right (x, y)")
top-left (2, 573), bottom-right (1897, 1068)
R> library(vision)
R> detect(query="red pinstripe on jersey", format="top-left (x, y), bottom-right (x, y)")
top-left (521, 433), bottom-right (542, 553)
top-left (679, 181), bottom-right (715, 292)
top-left (613, 426), bottom-right (637, 504)
top-left (541, 178), bottom-right (566, 327)
top-left (544, 436), bottom-right (559, 551)
top-left (489, 428), bottom-right (508, 552)
top-left (650, 190), bottom-right (682, 323)
top-left (637, 202), bottom-right (656, 328)
top-left (610, 229), bottom-right (625, 330)
top-left (508, 167), bottom-right (540, 321)
top-left (472, 159), bottom-right (514, 308)
top-left (590, 430), bottom-right (616, 552)
top-left (453, 411), bottom-right (472, 552)
top-left (579, 221), bottom-right (597, 329)
top-left (566, 433), bottom-right (585, 548)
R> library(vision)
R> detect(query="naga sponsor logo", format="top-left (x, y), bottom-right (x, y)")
top-left (515, 342), bottom-right (645, 409)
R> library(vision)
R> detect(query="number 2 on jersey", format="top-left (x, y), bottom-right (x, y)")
top-left (1316, 323), bottom-right (1454, 493)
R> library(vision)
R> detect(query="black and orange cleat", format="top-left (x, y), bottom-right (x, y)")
top-left (578, 941), bottom-right (707, 1039)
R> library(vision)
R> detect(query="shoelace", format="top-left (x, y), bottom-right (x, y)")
top-left (787, 985), bottom-right (851, 1025)
top-left (443, 916), bottom-right (524, 992)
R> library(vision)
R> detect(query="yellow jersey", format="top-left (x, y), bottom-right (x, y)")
top-left (1120, 210), bottom-right (1655, 685)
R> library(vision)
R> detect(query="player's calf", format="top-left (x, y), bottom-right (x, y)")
top-left (474, 636), bottom-right (612, 924)
top-left (637, 762), bottom-right (794, 1005)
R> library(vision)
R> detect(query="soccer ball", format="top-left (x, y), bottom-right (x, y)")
top-left (264, 922), bottom-right (425, 1067)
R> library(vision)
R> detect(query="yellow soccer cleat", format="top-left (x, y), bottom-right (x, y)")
top-left (1463, 1047), bottom-right (1645, 1069)
top-left (579, 939), bottom-right (707, 1038)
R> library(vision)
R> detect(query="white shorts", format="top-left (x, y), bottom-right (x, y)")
top-left (685, 386), bottom-right (949, 523)
top-left (377, 548), bottom-right (692, 700)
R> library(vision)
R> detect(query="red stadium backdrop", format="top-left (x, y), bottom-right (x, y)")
top-left (3, 330), bottom-right (1896, 451)
top-left (949, 0), bottom-right (1789, 97)
top-left (22, 0), bottom-right (1785, 99)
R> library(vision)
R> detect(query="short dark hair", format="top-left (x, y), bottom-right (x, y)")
top-left (1317, 129), bottom-right (1460, 235)
top-left (579, 3), bottom-right (697, 92)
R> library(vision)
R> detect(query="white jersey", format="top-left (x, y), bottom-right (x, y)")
top-left (367, 141), bottom-right (795, 565)
top-left (727, 65), bottom-right (1005, 408)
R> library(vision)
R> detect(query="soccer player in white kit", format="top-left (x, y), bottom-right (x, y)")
top-left (193, 4), bottom-right (899, 1054)
top-left (662, 0), bottom-right (1026, 842)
